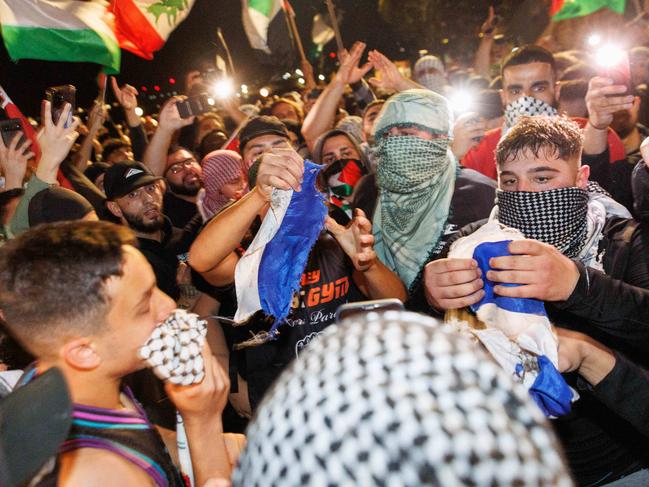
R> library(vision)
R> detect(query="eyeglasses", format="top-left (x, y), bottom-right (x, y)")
top-left (167, 158), bottom-right (198, 175)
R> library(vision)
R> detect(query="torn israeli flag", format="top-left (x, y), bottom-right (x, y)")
top-left (234, 161), bottom-right (327, 337)
top-left (448, 220), bottom-right (575, 417)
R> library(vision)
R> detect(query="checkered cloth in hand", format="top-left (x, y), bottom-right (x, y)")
top-left (139, 309), bottom-right (208, 385)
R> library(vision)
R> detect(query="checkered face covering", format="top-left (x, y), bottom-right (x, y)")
top-left (504, 96), bottom-right (558, 129)
top-left (376, 135), bottom-right (449, 193)
top-left (496, 187), bottom-right (589, 258)
top-left (139, 309), bottom-right (208, 385)
top-left (233, 311), bottom-right (572, 487)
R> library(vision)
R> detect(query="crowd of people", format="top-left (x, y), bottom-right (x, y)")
top-left (2, 7), bottom-right (649, 486)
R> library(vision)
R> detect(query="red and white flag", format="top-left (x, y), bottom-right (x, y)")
top-left (108, 0), bottom-right (196, 60)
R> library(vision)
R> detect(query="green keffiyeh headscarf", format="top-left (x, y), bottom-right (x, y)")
top-left (372, 89), bottom-right (457, 290)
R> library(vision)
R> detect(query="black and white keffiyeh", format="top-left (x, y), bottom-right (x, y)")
top-left (496, 187), bottom-right (589, 258)
top-left (504, 96), bottom-right (559, 130)
top-left (233, 311), bottom-right (573, 487)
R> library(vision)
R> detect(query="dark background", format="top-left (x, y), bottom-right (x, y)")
top-left (0, 0), bottom-right (521, 117)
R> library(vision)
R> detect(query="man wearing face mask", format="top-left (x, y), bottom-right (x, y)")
top-left (419, 116), bottom-right (649, 487)
top-left (412, 54), bottom-right (447, 95)
top-left (462, 46), bottom-right (628, 191)
top-left (312, 129), bottom-right (371, 225)
top-left (370, 89), bottom-right (496, 293)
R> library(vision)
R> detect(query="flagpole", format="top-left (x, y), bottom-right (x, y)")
top-left (216, 28), bottom-right (237, 77)
top-left (283, 1), bottom-right (307, 63)
top-left (324, 0), bottom-right (344, 53)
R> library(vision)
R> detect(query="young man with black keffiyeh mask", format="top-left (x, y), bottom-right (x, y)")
top-left (415, 116), bottom-right (649, 487)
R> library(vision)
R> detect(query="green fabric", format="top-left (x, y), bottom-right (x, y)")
top-left (373, 136), bottom-right (457, 289)
top-left (1, 25), bottom-right (121, 74)
top-left (9, 175), bottom-right (52, 237)
top-left (372, 89), bottom-right (456, 289)
top-left (552, 0), bottom-right (626, 21)
top-left (249, 0), bottom-right (274, 16)
top-left (373, 89), bottom-right (452, 141)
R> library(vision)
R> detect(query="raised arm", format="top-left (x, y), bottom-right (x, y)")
top-left (301, 41), bottom-right (372, 152)
top-left (72, 102), bottom-right (106, 171)
top-left (473, 6), bottom-right (496, 79)
top-left (143, 97), bottom-right (194, 176)
top-left (368, 50), bottom-right (425, 92)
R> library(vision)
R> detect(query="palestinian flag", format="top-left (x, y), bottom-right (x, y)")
top-left (0, 0), bottom-right (121, 73)
top-left (552, 0), bottom-right (627, 21)
top-left (241, 0), bottom-right (294, 67)
top-left (108, 0), bottom-right (196, 60)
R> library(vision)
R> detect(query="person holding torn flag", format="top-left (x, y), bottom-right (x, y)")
top-left (189, 116), bottom-right (406, 414)
top-left (414, 116), bottom-right (649, 487)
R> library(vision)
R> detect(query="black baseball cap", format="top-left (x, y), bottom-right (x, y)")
top-left (0, 367), bottom-right (72, 487)
top-left (103, 161), bottom-right (162, 201)
top-left (238, 116), bottom-right (290, 154)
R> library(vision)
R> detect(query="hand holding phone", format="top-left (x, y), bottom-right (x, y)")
top-left (176, 94), bottom-right (214, 119)
top-left (0, 119), bottom-right (26, 149)
top-left (45, 84), bottom-right (76, 127)
top-left (596, 46), bottom-right (632, 95)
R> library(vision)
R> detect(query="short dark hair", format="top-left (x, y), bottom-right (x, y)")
top-left (102, 138), bottom-right (131, 162)
top-left (495, 116), bottom-right (583, 167)
top-left (501, 45), bottom-right (557, 81)
top-left (0, 221), bottom-right (136, 355)
top-left (362, 99), bottom-right (386, 118)
top-left (559, 80), bottom-right (589, 102)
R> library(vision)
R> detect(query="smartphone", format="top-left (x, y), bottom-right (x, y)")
top-left (335, 298), bottom-right (405, 322)
top-left (598, 49), bottom-right (632, 95)
top-left (45, 84), bottom-right (76, 127)
top-left (176, 94), bottom-right (213, 119)
top-left (0, 118), bottom-right (26, 148)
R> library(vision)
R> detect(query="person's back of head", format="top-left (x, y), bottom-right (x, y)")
top-left (233, 311), bottom-right (571, 486)
top-left (558, 80), bottom-right (590, 118)
top-left (0, 221), bottom-right (136, 358)
top-left (28, 187), bottom-right (96, 227)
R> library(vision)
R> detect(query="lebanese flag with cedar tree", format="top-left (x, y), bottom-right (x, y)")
top-left (109, 0), bottom-right (196, 60)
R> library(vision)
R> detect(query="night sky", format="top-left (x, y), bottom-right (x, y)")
top-left (0, 0), bottom-right (404, 117)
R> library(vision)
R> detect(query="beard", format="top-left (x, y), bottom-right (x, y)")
top-left (168, 178), bottom-right (201, 196)
top-left (123, 208), bottom-right (165, 234)
top-left (611, 110), bottom-right (635, 139)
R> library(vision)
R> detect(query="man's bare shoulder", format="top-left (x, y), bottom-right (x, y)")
top-left (58, 447), bottom-right (155, 486)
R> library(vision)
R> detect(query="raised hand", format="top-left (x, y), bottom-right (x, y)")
top-left (325, 208), bottom-right (377, 271)
top-left (37, 100), bottom-right (80, 183)
top-left (335, 42), bottom-right (373, 86)
top-left (0, 133), bottom-right (34, 190)
top-left (450, 113), bottom-right (487, 159)
top-left (158, 96), bottom-right (195, 133)
top-left (367, 50), bottom-right (417, 92)
top-left (110, 77), bottom-right (139, 112)
top-left (586, 76), bottom-right (635, 130)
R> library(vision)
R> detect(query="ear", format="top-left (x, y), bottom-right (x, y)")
top-left (576, 164), bottom-right (590, 190)
top-left (499, 89), bottom-right (506, 108)
top-left (61, 338), bottom-right (102, 371)
top-left (106, 201), bottom-right (123, 219)
top-left (554, 81), bottom-right (561, 104)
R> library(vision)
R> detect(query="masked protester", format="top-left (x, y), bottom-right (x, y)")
top-left (462, 45), bottom-right (628, 192)
top-left (198, 150), bottom-right (249, 222)
top-left (419, 116), bottom-right (649, 487)
top-left (413, 55), bottom-right (447, 95)
top-left (367, 89), bottom-right (496, 292)
top-left (313, 129), bottom-right (370, 224)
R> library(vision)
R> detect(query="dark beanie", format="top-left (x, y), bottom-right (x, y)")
top-left (84, 162), bottom-right (111, 185)
top-left (28, 187), bottom-right (95, 227)
top-left (238, 116), bottom-right (289, 154)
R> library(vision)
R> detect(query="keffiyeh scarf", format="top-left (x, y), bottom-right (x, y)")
top-left (503, 96), bottom-right (559, 132)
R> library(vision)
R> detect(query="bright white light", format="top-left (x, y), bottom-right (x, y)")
top-left (295, 69), bottom-right (304, 76)
top-left (207, 97), bottom-right (215, 106)
top-left (449, 90), bottom-right (474, 114)
top-left (298, 78), bottom-right (306, 85)
top-left (134, 106), bottom-right (144, 117)
top-left (588, 34), bottom-right (602, 47)
top-left (282, 72), bottom-right (291, 80)
top-left (596, 45), bottom-right (626, 68)
top-left (318, 74), bottom-right (326, 81)
top-left (259, 87), bottom-right (270, 97)
top-left (212, 78), bottom-right (234, 99)
top-left (241, 84), bottom-right (249, 94)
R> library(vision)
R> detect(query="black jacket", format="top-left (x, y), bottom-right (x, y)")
top-left (409, 215), bottom-right (649, 486)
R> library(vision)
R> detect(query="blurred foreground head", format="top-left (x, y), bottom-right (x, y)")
top-left (233, 311), bottom-right (572, 487)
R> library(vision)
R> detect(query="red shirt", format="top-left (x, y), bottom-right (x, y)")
top-left (462, 117), bottom-right (626, 180)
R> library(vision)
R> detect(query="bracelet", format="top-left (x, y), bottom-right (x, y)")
top-left (588, 119), bottom-right (608, 131)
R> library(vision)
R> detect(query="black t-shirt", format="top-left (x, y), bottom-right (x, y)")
top-left (234, 231), bottom-right (365, 409)
top-left (163, 191), bottom-right (198, 229)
